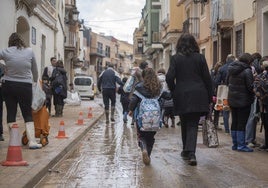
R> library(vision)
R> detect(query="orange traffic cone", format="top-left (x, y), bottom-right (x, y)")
top-left (2, 124), bottom-right (28, 166)
top-left (56, 120), bottom-right (68, 139)
top-left (87, 107), bottom-right (93, 118)
top-left (76, 112), bottom-right (84, 125)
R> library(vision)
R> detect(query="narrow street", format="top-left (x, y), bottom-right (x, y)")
top-left (35, 98), bottom-right (268, 188)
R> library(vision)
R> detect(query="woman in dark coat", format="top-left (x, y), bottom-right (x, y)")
top-left (227, 53), bottom-right (254, 152)
top-left (50, 60), bottom-right (67, 117)
top-left (166, 33), bottom-right (213, 166)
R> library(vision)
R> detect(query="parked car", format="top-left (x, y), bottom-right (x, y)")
top-left (73, 75), bottom-right (95, 100)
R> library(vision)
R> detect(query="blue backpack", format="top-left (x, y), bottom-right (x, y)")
top-left (134, 91), bottom-right (162, 131)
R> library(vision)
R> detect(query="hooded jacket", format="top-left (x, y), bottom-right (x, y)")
top-left (227, 61), bottom-right (254, 108)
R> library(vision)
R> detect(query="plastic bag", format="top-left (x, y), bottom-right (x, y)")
top-left (123, 75), bottom-right (135, 93)
top-left (32, 81), bottom-right (46, 112)
top-left (64, 91), bottom-right (81, 105)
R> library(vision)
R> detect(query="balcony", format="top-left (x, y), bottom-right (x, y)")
top-left (217, 0), bottom-right (233, 30)
top-left (15, 0), bottom-right (42, 16)
top-left (144, 32), bottom-right (163, 54)
top-left (183, 17), bottom-right (200, 39)
top-left (90, 48), bottom-right (105, 58)
top-left (152, 0), bottom-right (161, 9)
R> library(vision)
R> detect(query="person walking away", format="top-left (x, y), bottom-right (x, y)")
top-left (211, 62), bottom-right (223, 130)
top-left (157, 68), bottom-right (175, 128)
top-left (117, 77), bottom-right (130, 123)
top-left (166, 33), bottom-right (213, 166)
top-left (97, 63), bottom-right (123, 123)
top-left (50, 60), bottom-right (67, 117)
top-left (128, 68), bottom-right (170, 165)
top-left (227, 53), bottom-right (254, 152)
top-left (215, 54), bottom-right (236, 133)
top-left (0, 32), bottom-right (42, 149)
top-left (42, 57), bottom-right (57, 115)
top-left (253, 59), bottom-right (268, 151)
top-left (128, 61), bottom-right (148, 126)
top-left (0, 61), bottom-right (5, 141)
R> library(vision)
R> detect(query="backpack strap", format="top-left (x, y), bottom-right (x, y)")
top-left (133, 91), bottom-right (145, 100)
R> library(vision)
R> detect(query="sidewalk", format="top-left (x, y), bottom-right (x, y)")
top-left (0, 100), bottom-right (104, 188)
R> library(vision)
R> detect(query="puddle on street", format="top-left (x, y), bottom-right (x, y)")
top-left (35, 103), bottom-right (268, 188)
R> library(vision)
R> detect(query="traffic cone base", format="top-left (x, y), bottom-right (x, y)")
top-left (56, 121), bottom-right (68, 139)
top-left (76, 112), bottom-right (84, 125)
top-left (2, 123), bottom-right (28, 166)
top-left (87, 107), bottom-right (93, 118)
top-left (2, 146), bottom-right (28, 166)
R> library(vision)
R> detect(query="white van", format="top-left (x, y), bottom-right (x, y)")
top-left (73, 75), bottom-right (95, 100)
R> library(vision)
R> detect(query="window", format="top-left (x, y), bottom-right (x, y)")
top-left (105, 46), bottom-right (110, 57)
top-left (137, 40), bottom-right (143, 54)
top-left (97, 42), bottom-right (103, 54)
top-left (201, 3), bottom-right (205, 16)
top-left (31, 27), bottom-right (36, 45)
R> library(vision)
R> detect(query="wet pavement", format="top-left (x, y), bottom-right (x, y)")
top-left (0, 97), bottom-right (104, 188)
top-left (35, 100), bottom-right (268, 188)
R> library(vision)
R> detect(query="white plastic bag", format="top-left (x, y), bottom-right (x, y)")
top-left (64, 91), bottom-right (81, 105)
top-left (32, 81), bottom-right (46, 112)
top-left (123, 75), bottom-right (135, 93)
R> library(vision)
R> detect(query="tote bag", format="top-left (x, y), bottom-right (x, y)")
top-left (214, 85), bottom-right (230, 111)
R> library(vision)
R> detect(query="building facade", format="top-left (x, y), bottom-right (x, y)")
top-left (0, 0), bottom-right (65, 76)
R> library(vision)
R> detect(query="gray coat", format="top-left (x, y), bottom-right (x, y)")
top-left (166, 53), bottom-right (213, 116)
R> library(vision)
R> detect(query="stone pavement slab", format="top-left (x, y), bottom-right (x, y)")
top-left (0, 100), bottom-right (104, 188)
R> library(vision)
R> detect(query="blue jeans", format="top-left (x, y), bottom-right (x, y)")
top-left (223, 110), bottom-right (230, 132)
top-left (246, 98), bottom-right (258, 144)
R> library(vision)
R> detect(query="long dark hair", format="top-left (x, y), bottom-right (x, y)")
top-left (176, 33), bottom-right (199, 56)
top-left (8, 32), bottom-right (26, 49)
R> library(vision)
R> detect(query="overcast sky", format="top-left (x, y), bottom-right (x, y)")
top-left (77, 0), bottom-right (146, 44)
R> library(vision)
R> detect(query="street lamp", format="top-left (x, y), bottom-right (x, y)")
top-left (72, 8), bottom-right (80, 21)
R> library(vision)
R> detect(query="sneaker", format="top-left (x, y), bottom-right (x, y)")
top-left (247, 143), bottom-right (255, 148)
top-left (0, 134), bottom-right (4, 141)
top-left (258, 145), bottom-right (268, 151)
top-left (180, 151), bottom-right (189, 160)
top-left (142, 150), bottom-right (151, 165)
top-left (188, 153), bottom-right (197, 166)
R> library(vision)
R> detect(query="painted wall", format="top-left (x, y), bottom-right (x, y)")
top-left (233, 0), bottom-right (255, 24)
top-left (0, 0), bottom-right (16, 49)
top-left (244, 18), bottom-right (257, 54)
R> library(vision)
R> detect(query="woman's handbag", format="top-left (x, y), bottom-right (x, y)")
top-left (202, 104), bottom-right (219, 148)
top-left (32, 80), bottom-right (46, 112)
top-left (214, 85), bottom-right (230, 111)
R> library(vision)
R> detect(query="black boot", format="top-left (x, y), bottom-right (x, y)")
top-left (111, 106), bottom-right (115, 122)
top-left (105, 110), bottom-right (109, 124)
top-left (188, 152), bottom-right (197, 166)
top-left (140, 139), bottom-right (150, 165)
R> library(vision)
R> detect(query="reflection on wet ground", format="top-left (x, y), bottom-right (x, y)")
top-left (36, 100), bottom-right (268, 188)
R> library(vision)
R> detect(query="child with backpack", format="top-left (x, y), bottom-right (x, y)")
top-left (117, 77), bottom-right (130, 123)
top-left (128, 68), bottom-right (170, 165)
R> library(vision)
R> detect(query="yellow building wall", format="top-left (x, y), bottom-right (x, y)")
top-left (244, 18), bottom-right (257, 53)
top-left (233, 0), bottom-right (255, 24)
top-left (170, 0), bottom-right (183, 31)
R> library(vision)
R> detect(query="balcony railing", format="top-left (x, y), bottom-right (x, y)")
top-left (183, 17), bottom-right (200, 39)
top-left (152, 32), bottom-right (161, 43)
